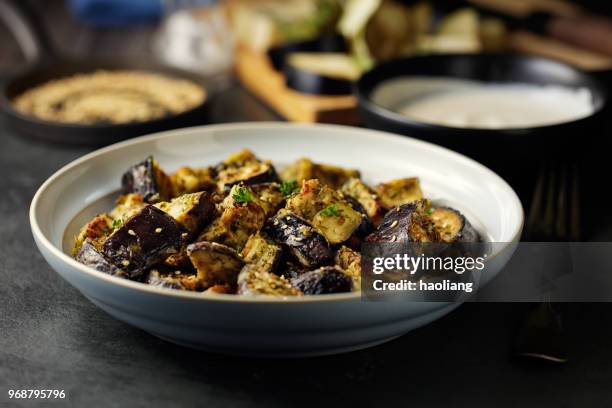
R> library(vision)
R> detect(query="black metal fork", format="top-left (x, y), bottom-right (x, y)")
top-left (513, 160), bottom-right (581, 363)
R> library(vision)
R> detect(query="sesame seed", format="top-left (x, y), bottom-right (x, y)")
top-left (121, 260), bottom-right (130, 266)
top-left (155, 227), bottom-right (162, 233)
top-left (128, 229), bottom-right (136, 236)
top-left (390, 220), bottom-right (398, 228)
top-left (181, 232), bottom-right (188, 238)
top-left (390, 235), bottom-right (397, 242)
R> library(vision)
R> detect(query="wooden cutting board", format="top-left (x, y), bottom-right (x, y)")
top-left (234, 48), bottom-right (358, 124)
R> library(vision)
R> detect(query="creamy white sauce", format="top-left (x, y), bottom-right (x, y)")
top-left (386, 78), bottom-right (594, 129)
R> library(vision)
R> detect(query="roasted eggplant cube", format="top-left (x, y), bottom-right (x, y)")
top-left (76, 240), bottom-right (127, 278)
top-left (287, 179), bottom-right (362, 244)
top-left (311, 201), bottom-right (364, 244)
top-left (341, 177), bottom-right (385, 226)
top-left (343, 196), bottom-right (374, 237)
top-left (216, 150), bottom-right (280, 191)
top-left (366, 200), bottom-right (439, 244)
top-left (72, 213), bottom-right (114, 256)
top-left (265, 210), bottom-right (332, 268)
top-left (109, 193), bottom-right (146, 222)
top-left (186, 241), bottom-right (245, 287)
top-left (154, 191), bottom-right (215, 237)
top-left (250, 182), bottom-right (285, 217)
top-left (241, 233), bottom-right (283, 273)
top-left (280, 158), bottom-right (359, 189)
top-left (335, 246), bottom-right (362, 290)
top-left (237, 264), bottom-right (301, 296)
top-left (430, 207), bottom-right (480, 243)
top-left (376, 177), bottom-right (423, 209)
top-left (146, 269), bottom-right (200, 291)
top-left (170, 166), bottom-right (216, 196)
top-left (102, 205), bottom-right (187, 278)
top-left (198, 185), bottom-right (266, 250)
top-left (121, 156), bottom-right (172, 203)
top-left (291, 266), bottom-right (352, 295)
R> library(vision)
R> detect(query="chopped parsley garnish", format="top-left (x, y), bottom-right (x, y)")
top-left (426, 208), bottom-right (434, 215)
top-left (280, 179), bottom-right (300, 197)
top-left (320, 204), bottom-right (341, 217)
top-left (112, 218), bottom-right (123, 229)
top-left (232, 186), bottom-right (253, 204)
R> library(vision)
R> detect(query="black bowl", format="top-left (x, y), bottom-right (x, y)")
top-left (354, 54), bottom-right (607, 174)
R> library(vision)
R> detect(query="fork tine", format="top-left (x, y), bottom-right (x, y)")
top-left (555, 163), bottom-right (568, 241)
top-left (526, 164), bottom-right (548, 239)
top-left (542, 162), bottom-right (557, 239)
top-left (569, 164), bottom-right (581, 241)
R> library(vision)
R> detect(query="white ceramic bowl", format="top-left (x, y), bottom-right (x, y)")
top-left (30, 123), bottom-right (523, 357)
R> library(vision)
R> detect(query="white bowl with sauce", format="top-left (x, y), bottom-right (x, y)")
top-left (355, 54), bottom-right (607, 167)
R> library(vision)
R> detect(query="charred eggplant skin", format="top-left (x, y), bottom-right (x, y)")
top-left (344, 196), bottom-right (374, 237)
top-left (76, 240), bottom-right (127, 278)
top-left (366, 200), bottom-right (438, 244)
top-left (102, 205), bottom-right (187, 279)
top-left (121, 156), bottom-right (170, 203)
top-left (264, 210), bottom-right (333, 268)
top-left (291, 266), bottom-right (352, 295)
top-left (431, 207), bottom-right (481, 243)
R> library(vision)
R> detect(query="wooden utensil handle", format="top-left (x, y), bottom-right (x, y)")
top-left (549, 14), bottom-right (612, 57)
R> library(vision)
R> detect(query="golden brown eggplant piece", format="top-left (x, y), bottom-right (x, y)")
top-left (241, 233), bottom-right (283, 273)
top-left (186, 241), bottom-right (245, 287)
top-left (198, 185), bottom-right (267, 250)
top-left (170, 166), bottom-right (216, 196)
top-left (109, 193), bottom-right (146, 223)
top-left (215, 149), bottom-right (279, 191)
top-left (376, 177), bottom-right (423, 209)
top-left (280, 158), bottom-right (360, 189)
top-left (335, 245), bottom-right (362, 289)
top-left (287, 179), bottom-right (363, 244)
top-left (430, 207), bottom-right (480, 243)
top-left (341, 177), bottom-right (385, 226)
top-left (72, 213), bottom-right (114, 256)
top-left (146, 269), bottom-right (201, 291)
top-left (154, 191), bottom-right (215, 237)
top-left (237, 264), bottom-right (301, 296)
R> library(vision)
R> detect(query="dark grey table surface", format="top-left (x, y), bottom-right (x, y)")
top-left (2, 2), bottom-right (612, 407)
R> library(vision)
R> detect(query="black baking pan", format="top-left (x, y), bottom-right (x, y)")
top-left (354, 53), bottom-right (607, 170)
top-left (0, 0), bottom-right (211, 146)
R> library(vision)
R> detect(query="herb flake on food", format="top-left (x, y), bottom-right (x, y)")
top-left (232, 187), bottom-right (253, 204)
top-left (320, 204), bottom-right (340, 217)
top-left (112, 218), bottom-right (123, 229)
top-left (280, 179), bottom-right (300, 197)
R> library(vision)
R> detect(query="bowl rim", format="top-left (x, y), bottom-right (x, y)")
top-left (29, 122), bottom-right (524, 304)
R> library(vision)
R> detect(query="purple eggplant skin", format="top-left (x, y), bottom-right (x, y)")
top-left (102, 205), bottom-right (187, 279)
top-left (264, 210), bottom-right (333, 268)
top-left (76, 240), bottom-right (128, 278)
top-left (221, 164), bottom-right (280, 192)
top-left (121, 156), bottom-right (169, 203)
top-left (431, 206), bottom-right (481, 243)
top-left (344, 196), bottom-right (374, 237)
top-left (366, 201), bottom-right (439, 244)
top-left (291, 266), bottom-right (352, 295)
